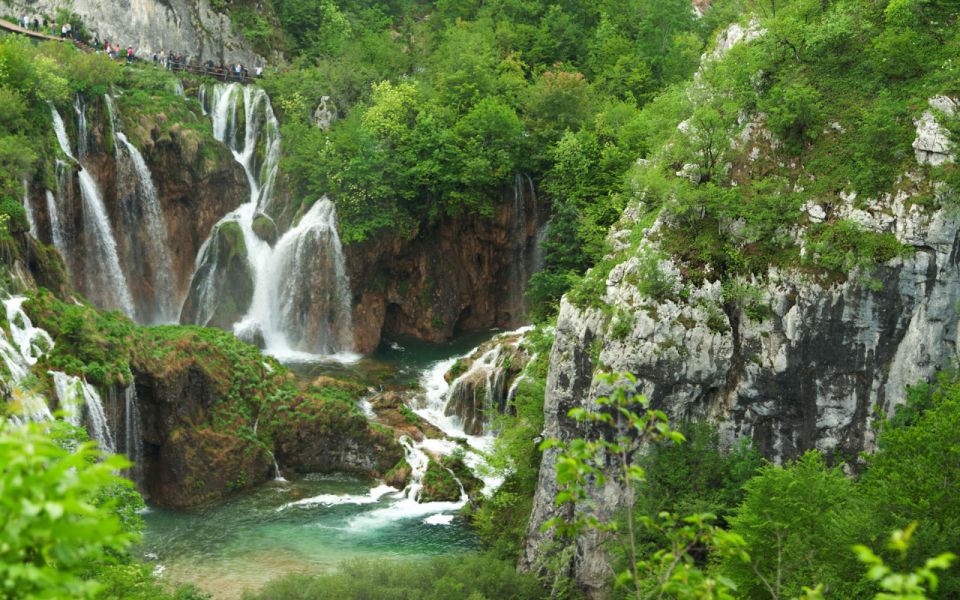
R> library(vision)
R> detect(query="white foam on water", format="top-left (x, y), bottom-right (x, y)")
top-left (423, 513), bottom-right (454, 525)
top-left (277, 484), bottom-right (397, 511)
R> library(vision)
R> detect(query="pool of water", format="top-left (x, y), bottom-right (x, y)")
top-left (140, 474), bottom-right (479, 598)
top-left (141, 332), bottom-right (499, 598)
top-left (285, 331), bottom-right (497, 387)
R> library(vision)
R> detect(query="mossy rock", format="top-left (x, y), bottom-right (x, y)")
top-left (251, 212), bottom-right (278, 246)
top-left (420, 457), bottom-right (461, 502)
top-left (385, 458), bottom-right (411, 489)
top-left (179, 219), bottom-right (254, 328)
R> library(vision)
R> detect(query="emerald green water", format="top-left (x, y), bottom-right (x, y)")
top-left (141, 333), bottom-right (496, 599)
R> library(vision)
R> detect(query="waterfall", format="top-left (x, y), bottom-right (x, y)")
top-left (508, 173), bottom-right (540, 322)
top-left (398, 436), bottom-right (431, 502)
top-left (21, 179), bottom-right (37, 238)
top-left (51, 371), bottom-right (83, 426)
top-left (50, 106), bottom-right (136, 318)
top-left (442, 347), bottom-right (509, 436)
top-left (81, 382), bottom-right (115, 453)
top-left (48, 370), bottom-right (116, 453)
top-left (45, 189), bottom-right (64, 251)
top-left (124, 383), bottom-right (144, 486)
top-left (0, 297), bottom-right (53, 422)
top-left (74, 95), bottom-right (89, 159)
top-left (185, 84), bottom-right (354, 357)
top-left (236, 198), bottom-right (354, 356)
top-left (105, 94), bottom-right (178, 323)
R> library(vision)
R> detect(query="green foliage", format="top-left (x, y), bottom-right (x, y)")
top-left (471, 326), bottom-right (552, 559)
top-left (804, 220), bottom-right (906, 286)
top-left (860, 374), bottom-right (960, 596)
top-left (633, 421), bottom-right (761, 528)
top-left (852, 524), bottom-right (956, 600)
top-left (0, 420), bottom-right (133, 599)
top-left (721, 451), bottom-right (872, 599)
top-left (240, 554), bottom-right (547, 600)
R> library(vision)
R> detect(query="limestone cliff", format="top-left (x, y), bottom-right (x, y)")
top-left (346, 179), bottom-right (545, 352)
top-left (8, 0), bottom-right (264, 65)
top-left (521, 23), bottom-right (960, 597)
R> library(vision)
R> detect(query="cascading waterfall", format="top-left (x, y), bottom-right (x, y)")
top-left (508, 173), bottom-right (541, 322)
top-left (0, 297), bottom-right (53, 422)
top-left (51, 371), bottom-right (84, 426)
top-left (124, 383), bottom-right (144, 486)
top-left (80, 381), bottom-right (115, 454)
top-left (443, 347), bottom-right (506, 436)
top-left (184, 83), bottom-right (354, 357)
top-left (105, 95), bottom-right (178, 323)
top-left (235, 198), bottom-right (354, 356)
top-left (74, 95), bottom-right (89, 159)
top-left (21, 179), bottom-right (37, 238)
top-left (50, 106), bottom-right (136, 317)
top-left (49, 370), bottom-right (116, 453)
top-left (1, 296), bottom-right (125, 455)
top-left (45, 189), bottom-right (64, 251)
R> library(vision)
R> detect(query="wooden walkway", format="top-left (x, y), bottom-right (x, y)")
top-left (0, 17), bottom-right (257, 84)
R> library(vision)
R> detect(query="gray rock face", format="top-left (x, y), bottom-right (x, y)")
top-left (522, 193), bottom-right (960, 596)
top-left (913, 96), bottom-right (957, 166)
top-left (10, 0), bottom-right (263, 65)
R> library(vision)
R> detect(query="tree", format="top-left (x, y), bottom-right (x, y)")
top-left (860, 378), bottom-right (960, 596)
top-left (719, 452), bottom-right (872, 599)
top-left (540, 373), bottom-right (747, 599)
top-left (0, 420), bottom-right (133, 599)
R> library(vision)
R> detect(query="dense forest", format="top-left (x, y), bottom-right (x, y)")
top-left (0, 0), bottom-right (959, 598)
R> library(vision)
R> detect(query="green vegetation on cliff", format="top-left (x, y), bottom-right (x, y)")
top-left (578, 0), bottom-right (958, 311)
top-left (249, 0), bottom-right (739, 252)
top-left (543, 372), bottom-right (960, 598)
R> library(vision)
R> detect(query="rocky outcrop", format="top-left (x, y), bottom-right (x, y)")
top-left (29, 94), bottom-right (247, 322)
top-left (444, 331), bottom-right (531, 435)
top-left (269, 393), bottom-right (403, 477)
top-left (8, 0), bottom-right (264, 66)
top-left (522, 187), bottom-right (960, 595)
top-left (346, 178), bottom-right (545, 352)
top-left (913, 96), bottom-right (957, 166)
top-left (132, 366), bottom-right (273, 507)
top-left (178, 219), bottom-right (253, 328)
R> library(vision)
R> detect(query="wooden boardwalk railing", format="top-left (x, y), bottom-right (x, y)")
top-left (0, 17), bottom-right (258, 84)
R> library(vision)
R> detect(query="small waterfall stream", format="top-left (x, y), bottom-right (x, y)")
top-left (21, 179), bottom-right (37, 237)
top-left (105, 95), bottom-right (178, 323)
top-left (49, 370), bottom-right (116, 453)
top-left (124, 383), bottom-right (144, 486)
top-left (185, 83), bottom-right (354, 357)
top-left (50, 105), bottom-right (136, 317)
top-left (0, 297), bottom-right (54, 422)
top-left (45, 189), bottom-right (64, 251)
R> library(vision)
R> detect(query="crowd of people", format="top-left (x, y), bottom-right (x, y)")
top-left (11, 13), bottom-right (263, 82)
top-left (15, 13), bottom-right (75, 38)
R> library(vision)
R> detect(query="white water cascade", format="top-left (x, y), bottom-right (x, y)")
top-left (0, 297), bottom-right (54, 422)
top-left (105, 95), bottom-right (178, 323)
top-left (45, 189), bottom-right (64, 251)
top-left (235, 198), bottom-right (354, 356)
top-left (50, 106), bottom-right (136, 317)
top-left (21, 179), bottom-right (37, 238)
top-left (51, 371), bottom-right (84, 426)
top-left (49, 370), bottom-right (116, 453)
top-left (124, 383), bottom-right (144, 485)
top-left (185, 83), bottom-right (354, 358)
